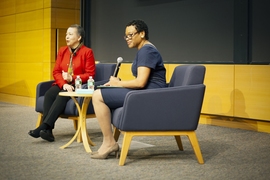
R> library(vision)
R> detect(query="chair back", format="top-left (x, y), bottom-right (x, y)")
top-left (95, 63), bottom-right (116, 81)
top-left (169, 65), bottom-right (206, 87)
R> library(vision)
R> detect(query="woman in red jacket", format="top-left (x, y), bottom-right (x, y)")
top-left (28, 24), bottom-right (95, 142)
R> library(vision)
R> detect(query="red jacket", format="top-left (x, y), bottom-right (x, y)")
top-left (53, 45), bottom-right (95, 88)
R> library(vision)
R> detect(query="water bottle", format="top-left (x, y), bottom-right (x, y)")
top-left (75, 75), bottom-right (82, 91)
top-left (87, 76), bottom-right (95, 90)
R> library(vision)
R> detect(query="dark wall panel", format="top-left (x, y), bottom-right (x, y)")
top-left (90, 0), bottom-right (234, 63)
top-left (251, 0), bottom-right (270, 64)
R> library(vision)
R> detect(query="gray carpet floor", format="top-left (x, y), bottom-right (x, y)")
top-left (0, 102), bottom-right (270, 180)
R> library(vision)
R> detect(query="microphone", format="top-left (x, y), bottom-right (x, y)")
top-left (113, 57), bottom-right (123, 77)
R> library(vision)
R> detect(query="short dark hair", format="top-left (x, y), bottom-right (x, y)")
top-left (70, 24), bottom-right (85, 43)
top-left (126, 20), bottom-right (149, 40)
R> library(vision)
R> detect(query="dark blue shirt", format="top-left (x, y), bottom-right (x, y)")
top-left (131, 44), bottom-right (167, 89)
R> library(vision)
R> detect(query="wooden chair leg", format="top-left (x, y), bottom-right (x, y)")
top-left (174, 135), bottom-right (184, 151)
top-left (119, 132), bottom-right (133, 166)
top-left (187, 131), bottom-right (204, 164)
top-left (73, 120), bottom-right (78, 130)
top-left (113, 126), bottom-right (121, 142)
top-left (36, 113), bottom-right (43, 128)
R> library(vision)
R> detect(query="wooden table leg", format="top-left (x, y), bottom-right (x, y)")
top-left (80, 97), bottom-right (95, 152)
top-left (59, 124), bottom-right (81, 149)
top-left (60, 96), bottom-right (95, 153)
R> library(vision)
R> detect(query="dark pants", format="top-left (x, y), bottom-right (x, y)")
top-left (41, 80), bottom-right (108, 129)
top-left (42, 85), bottom-right (70, 128)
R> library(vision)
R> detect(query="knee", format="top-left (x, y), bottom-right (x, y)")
top-left (92, 89), bottom-right (102, 104)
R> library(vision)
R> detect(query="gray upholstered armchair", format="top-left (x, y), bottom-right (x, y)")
top-left (35, 63), bottom-right (116, 129)
top-left (112, 65), bottom-right (206, 166)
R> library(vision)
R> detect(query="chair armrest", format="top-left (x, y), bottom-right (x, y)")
top-left (35, 80), bottom-right (55, 112)
top-left (115, 84), bottom-right (205, 131)
top-left (36, 80), bottom-right (55, 98)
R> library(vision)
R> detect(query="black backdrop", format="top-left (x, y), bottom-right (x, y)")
top-left (81, 0), bottom-right (270, 64)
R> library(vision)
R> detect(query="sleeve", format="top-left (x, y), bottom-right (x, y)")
top-left (53, 47), bottom-right (67, 89)
top-left (136, 46), bottom-right (158, 69)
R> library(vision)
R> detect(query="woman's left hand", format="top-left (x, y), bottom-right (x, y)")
top-left (104, 76), bottom-right (121, 86)
top-left (63, 84), bottom-right (74, 92)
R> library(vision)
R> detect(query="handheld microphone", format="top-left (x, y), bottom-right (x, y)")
top-left (113, 57), bottom-right (123, 77)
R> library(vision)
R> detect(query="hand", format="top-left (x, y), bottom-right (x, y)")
top-left (106, 76), bottom-right (121, 86)
top-left (63, 84), bottom-right (74, 92)
top-left (62, 70), bottom-right (72, 82)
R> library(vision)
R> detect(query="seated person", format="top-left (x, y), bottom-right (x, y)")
top-left (28, 24), bottom-right (95, 142)
top-left (90, 19), bottom-right (167, 159)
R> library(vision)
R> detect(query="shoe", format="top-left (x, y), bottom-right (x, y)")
top-left (28, 130), bottom-right (40, 138)
top-left (91, 151), bottom-right (117, 156)
top-left (90, 143), bottom-right (119, 159)
top-left (40, 130), bottom-right (55, 142)
top-left (90, 151), bottom-right (98, 155)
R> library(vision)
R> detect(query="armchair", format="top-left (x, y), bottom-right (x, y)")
top-left (112, 65), bottom-right (206, 166)
top-left (35, 63), bottom-right (116, 129)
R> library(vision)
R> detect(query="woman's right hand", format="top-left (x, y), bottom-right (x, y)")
top-left (62, 70), bottom-right (72, 83)
top-left (63, 84), bottom-right (74, 92)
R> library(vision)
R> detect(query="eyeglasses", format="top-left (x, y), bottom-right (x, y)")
top-left (124, 32), bottom-right (138, 40)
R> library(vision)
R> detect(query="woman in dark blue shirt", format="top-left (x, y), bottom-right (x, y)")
top-left (91, 20), bottom-right (166, 159)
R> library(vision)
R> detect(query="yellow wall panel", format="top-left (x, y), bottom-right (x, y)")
top-left (0, 93), bottom-right (35, 107)
top-left (167, 64), bottom-right (179, 79)
top-left (200, 65), bottom-right (234, 116)
top-left (15, 63), bottom-right (44, 97)
top-left (16, 10), bottom-right (44, 32)
top-left (0, 0), bottom-right (16, 16)
top-left (42, 62), bottom-right (53, 80)
top-left (44, 8), bottom-right (51, 28)
top-left (0, 0), bottom-right (81, 104)
top-left (43, 29), bottom-right (53, 63)
top-left (50, 62), bottom-right (55, 79)
top-left (163, 64), bottom-right (173, 83)
top-left (44, 0), bottom-right (52, 8)
top-left (235, 65), bottom-right (270, 120)
top-left (118, 64), bottom-right (134, 81)
top-left (57, 29), bottom-right (68, 50)
top-left (50, 29), bottom-right (57, 62)
top-left (0, 63), bottom-right (17, 94)
top-left (15, 0), bottom-right (44, 13)
top-left (51, 8), bottom-right (80, 29)
top-left (0, 15), bottom-right (16, 33)
top-left (51, 0), bottom-right (80, 9)
top-left (16, 30), bottom-right (44, 63)
top-left (0, 33), bottom-right (16, 63)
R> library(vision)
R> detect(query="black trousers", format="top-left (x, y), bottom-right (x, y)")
top-left (41, 80), bottom-right (108, 129)
top-left (42, 85), bottom-right (71, 128)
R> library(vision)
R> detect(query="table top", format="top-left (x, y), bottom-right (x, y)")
top-left (59, 91), bottom-right (93, 97)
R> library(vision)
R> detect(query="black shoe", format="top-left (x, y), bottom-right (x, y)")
top-left (28, 130), bottom-right (40, 138)
top-left (40, 130), bottom-right (55, 142)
